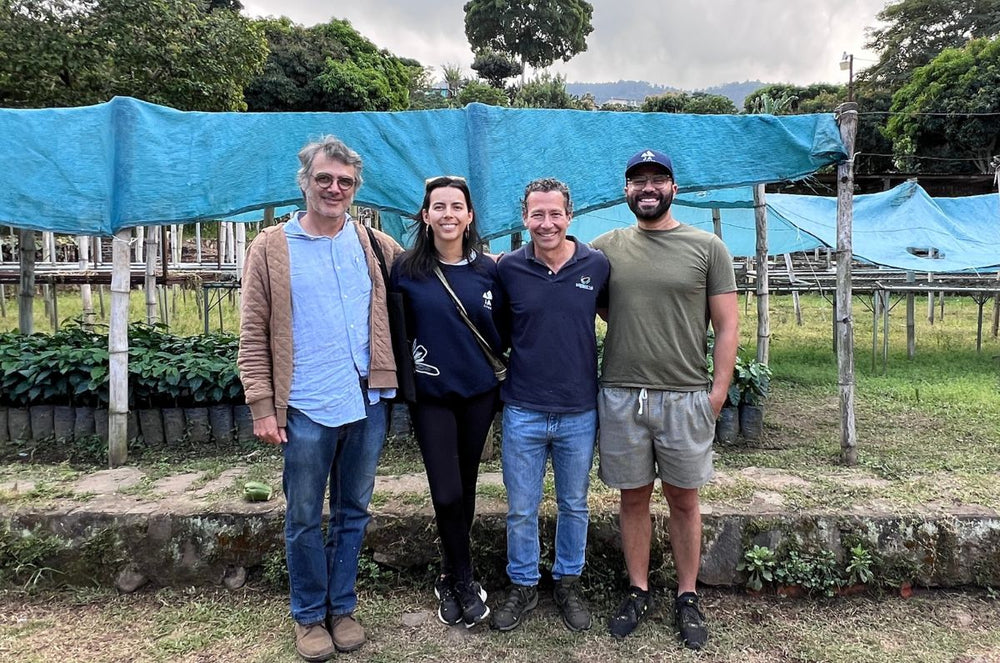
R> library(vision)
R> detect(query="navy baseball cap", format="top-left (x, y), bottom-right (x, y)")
top-left (625, 149), bottom-right (674, 178)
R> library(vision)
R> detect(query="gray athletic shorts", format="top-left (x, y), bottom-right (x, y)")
top-left (597, 386), bottom-right (716, 490)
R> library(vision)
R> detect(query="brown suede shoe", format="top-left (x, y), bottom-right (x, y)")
top-left (329, 613), bottom-right (366, 653)
top-left (293, 622), bottom-right (336, 662)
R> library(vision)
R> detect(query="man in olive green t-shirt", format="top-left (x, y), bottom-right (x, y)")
top-left (591, 149), bottom-right (738, 651)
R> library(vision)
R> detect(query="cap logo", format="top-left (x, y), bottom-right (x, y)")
top-left (640, 150), bottom-right (657, 162)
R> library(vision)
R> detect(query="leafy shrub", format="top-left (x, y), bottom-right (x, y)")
top-left (0, 321), bottom-right (243, 409)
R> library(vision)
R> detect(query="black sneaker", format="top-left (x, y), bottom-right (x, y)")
top-left (553, 575), bottom-right (592, 632)
top-left (608, 586), bottom-right (651, 639)
top-left (456, 579), bottom-right (490, 628)
top-left (489, 584), bottom-right (538, 631)
top-left (434, 575), bottom-right (462, 625)
top-left (674, 592), bottom-right (708, 650)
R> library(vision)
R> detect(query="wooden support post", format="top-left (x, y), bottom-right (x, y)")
top-left (18, 228), bottom-right (35, 334)
top-left (882, 290), bottom-right (890, 374)
top-left (927, 272), bottom-right (935, 324)
top-left (993, 272), bottom-right (999, 338)
top-left (783, 253), bottom-right (802, 325)
top-left (835, 102), bottom-right (858, 466)
top-left (0, 284), bottom-right (5, 318)
top-left (98, 285), bottom-right (106, 319)
top-left (510, 232), bottom-right (522, 251)
top-left (145, 226), bottom-right (158, 323)
top-left (135, 226), bottom-right (144, 263)
top-left (78, 234), bottom-right (94, 329)
top-left (753, 184), bottom-right (770, 365)
top-left (108, 229), bottom-right (131, 467)
top-left (235, 222), bottom-right (246, 275)
top-left (871, 290), bottom-right (880, 373)
top-left (49, 277), bottom-right (58, 330)
top-left (195, 223), bottom-right (203, 264)
top-left (905, 271), bottom-right (915, 359)
top-left (712, 208), bottom-right (722, 239)
top-left (263, 206), bottom-right (276, 228)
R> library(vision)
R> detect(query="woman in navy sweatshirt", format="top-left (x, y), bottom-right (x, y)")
top-left (389, 176), bottom-right (505, 628)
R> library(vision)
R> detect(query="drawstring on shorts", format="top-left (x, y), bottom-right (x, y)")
top-left (637, 388), bottom-right (648, 416)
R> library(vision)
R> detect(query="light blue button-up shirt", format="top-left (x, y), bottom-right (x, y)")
top-left (285, 212), bottom-right (385, 428)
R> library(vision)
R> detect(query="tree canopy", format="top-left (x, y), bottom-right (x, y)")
top-left (0, 0), bottom-right (267, 111)
top-left (862, 0), bottom-right (1000, 89)
top-left (244, 18), bottom-right (410, 112)
top-left (471, 48), bottom-right (523, 88)
top-left (464, 0), bottom-right (594, 70)
top-left (886, 37), bottom-right (1000, 173)
top-left (512, 73), bottom-right (576, 109)
top-left (642, 91), bottom-right (736, 114)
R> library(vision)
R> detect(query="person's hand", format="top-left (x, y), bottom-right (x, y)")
top-left (254, 415), bottom-right (287, 445)
top-left (708, 389), bottom-right (727, 418)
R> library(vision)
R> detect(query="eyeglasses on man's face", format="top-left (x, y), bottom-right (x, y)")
top-left (313, 173), bottom-right (356, 190)
top-left (626, 175), bottom-right (673, 189)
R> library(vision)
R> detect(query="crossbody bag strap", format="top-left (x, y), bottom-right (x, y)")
top-left (432, 265), bottom-right (504, 371)
top-left (364, 226), bottom-right (391, 286)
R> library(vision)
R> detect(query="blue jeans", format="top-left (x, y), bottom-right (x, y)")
top-left (282, 401), bottom-right (386, 624)
top-left (501, 405), bottom-right (597, 586)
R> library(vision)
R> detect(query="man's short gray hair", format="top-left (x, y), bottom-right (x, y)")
top-left (296, 135), bottom-right (364, 191)
top-left (521, 177), bottom-right (573, 216)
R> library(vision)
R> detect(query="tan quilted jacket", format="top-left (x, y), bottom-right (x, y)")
top-left (237, 221), bottom-right (404, 426)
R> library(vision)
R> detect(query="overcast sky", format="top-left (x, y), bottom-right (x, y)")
top-left (242, 0), bottom-right (887, 90)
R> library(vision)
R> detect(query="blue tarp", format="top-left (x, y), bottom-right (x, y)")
top-left (769, 182), bottom-right (1000, 273)
top-left (511, 181), bottom-right (997, 273)
top-left (0, 96), bottom-right (847, 237)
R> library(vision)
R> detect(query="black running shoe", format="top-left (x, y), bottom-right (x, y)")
top-left (434, 574), bottom-right (462, 626)
top-left (674, 592), bottom-right (708, 650)
top-left (608, 586), bottom-right (651, 639)
top-left (456, 579), bottom-right (490, 628)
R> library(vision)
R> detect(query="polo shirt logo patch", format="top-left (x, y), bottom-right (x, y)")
top-left (482, 290), bottom-right (493, 310)
top-left (575, 276), bottom-right (594, 291)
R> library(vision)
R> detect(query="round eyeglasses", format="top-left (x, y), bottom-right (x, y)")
top-left (314, 173), bottom-right (356, 190)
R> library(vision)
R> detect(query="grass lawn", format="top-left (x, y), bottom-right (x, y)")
top-left (3, 584), bottom-right (1000, 662)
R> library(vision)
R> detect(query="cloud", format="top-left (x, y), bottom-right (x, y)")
top-left (243, 0), bottom-right (885, 88)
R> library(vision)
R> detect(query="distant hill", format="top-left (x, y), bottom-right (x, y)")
top-left (697, 80), bottom-right (767, 110)
top-left (566, 79), bottom-right (767, 109)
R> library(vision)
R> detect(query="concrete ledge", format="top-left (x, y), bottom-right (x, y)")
top-left (5, 495), bottom-right (1000, 590)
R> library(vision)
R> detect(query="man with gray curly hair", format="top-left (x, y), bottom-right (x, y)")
top-left (239, 135), bottom-right (403, 661)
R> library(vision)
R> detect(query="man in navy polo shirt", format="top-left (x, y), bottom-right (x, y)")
top-left (490, 178), bottom-right (609, 633)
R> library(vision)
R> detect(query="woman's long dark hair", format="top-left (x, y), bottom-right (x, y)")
top-left (397, 176), bottom-right (485, 279)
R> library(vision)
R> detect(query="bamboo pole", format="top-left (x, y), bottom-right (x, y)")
top-left (18, 228), bottom-right (35, 334)
top-left (993, 272), bottom-right (999, 337)
top-left (135, 226), bottom-right (144, 263)
top-left (905, 271), bottom-right (915, 359)
top-left (108, 229), bottom-right (130, 467)
top-left (78, 235), bottom-right (95, 329)
top-left (145, 226), bottom-right (158, 323)
top-left (235, 222), bottom-right (246, 274)
top-left (783, 253), bottom-right (802, 325)
top-left (753, 184), bottom-right (769, 365)
top-left (49, 277), bottom-right (58, 330)
top-left (927, 272), bottom-right (935, 324)
top-left (835, 102), bottom-right (859, 466)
